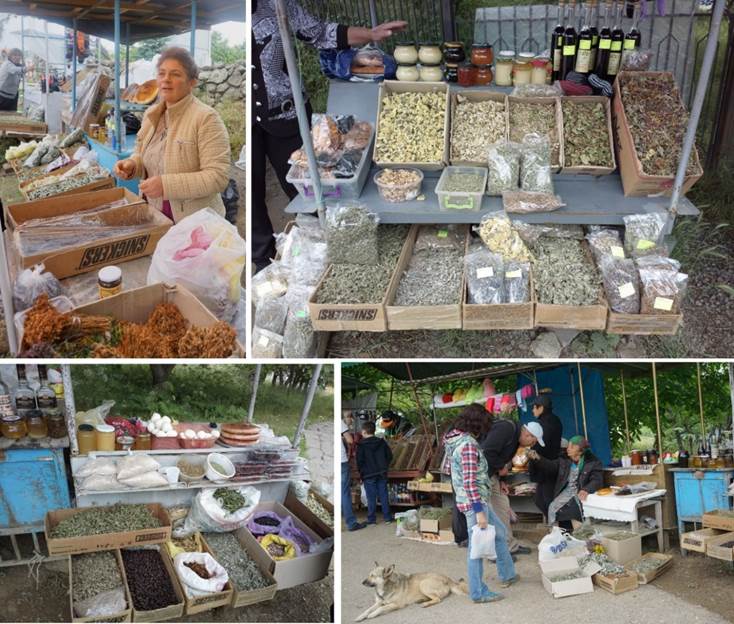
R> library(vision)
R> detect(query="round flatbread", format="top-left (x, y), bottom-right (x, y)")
top-left (134, 80), bottom-right (159, 104)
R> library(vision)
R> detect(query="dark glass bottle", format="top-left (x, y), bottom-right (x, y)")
top-left (595, 0), bottom-right (613, 78)
top-left (552, 0), bottom-right (566, 81)
top-left (15, 365), bottom-right (36, 418)
top-left (606, 0), bottom-right (624, 79)
top-left (36, 365), bottom-right (58, 415)
top-left (589, 0), bottom-right (600, 72)
top-left (575, 2), bottom-right (594, 74)
top-left (560, 0), bottom-right (578, 79)
top-left (623, 0), bottom-right (642, 63)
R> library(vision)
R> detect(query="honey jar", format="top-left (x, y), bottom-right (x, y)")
top-left (95, 424), bottom-right (116, 452)
top-left (77, 424), bottom-right (96, 454)
top-left (26, 410), bottom-right (48, 439)
top-left (1, 414), bottom-right (27, 439)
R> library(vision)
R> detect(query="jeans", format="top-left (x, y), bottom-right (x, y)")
top-left (363, 477), bottom-right (392, 523)
top-left (341, 461), bottom-right (358, 528)
top-left (463, 503), bottom-right (516, 601)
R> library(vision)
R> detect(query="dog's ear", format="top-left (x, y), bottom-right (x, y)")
top-left (385, 564), bottom-right (395, 577)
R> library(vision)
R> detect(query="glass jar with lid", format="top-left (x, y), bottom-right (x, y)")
top-left (419, 64), bottom-right (444, 82)
top-left (475, 65), bottom-right (493, 86)
top-left (471, 43), bottom-right (494, 67)
top-left (531, 56), bottom-right (552, 84)
top-left (1, 413), bottom-right (27, 439)
top-left (116, 435), bottom-right (135, 452)
top-left (26, 409), bottom-right (48, 439)
top-left (77, 424), bottom-right (96, 454)
top-left (457, 63), bottom-right (477, 87)
top-left (396, 64), bottom-right (420, 82)
top-left (513, 52), bottom-right (534, 85)
top-left (418, 42), bottom-right (442, 66)
top-left (494, 50), bottom-right (515, 86)
top-left (443, 42), bottom-right (466, 65)
top-left (46, 409), bottom-right (67, 439)
top-left (393, 41), bottom-right (418, 65)
top-left (444, 63), bottom-right (459, 83)
top-left (134, 432), bottom-right (152, 451)
top-left (95, 424), bottom-right (116, 452)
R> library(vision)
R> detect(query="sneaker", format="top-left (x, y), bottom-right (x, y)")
top-left (384, 519), bottom-right (393, 525)
top-left (348, 522), bottom-right (367, 531)
top-left (473, 593), bottom-right (504, 603)
top-left (500, 575), bottom-right (520, 588)
top-left (512, 545), bottom-right (532, 555)
top-left (366, 521), bottom-right (377, 526)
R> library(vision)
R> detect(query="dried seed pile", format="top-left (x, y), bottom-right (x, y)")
top-left (122, 549), bottom-right (179, 612)
top-left (440, 171), bottom-right (485, 193)
top-left (451, 96), bottom-right (506, 162)
top-left (562, 101), bottom-right (614, 168)
top-left (305, 494), bottom-right (333, 528)
top-left (533, 239), bottom-right (602, 305)
top-left (315, 225), bottom-right (410, 304)
top-left (375, 91), bottom-right (446, 164)
top-left (394, 247), bottom-right (463, 306)
top-left (213, 488), bottom-right (248, 514)
top-left (620, 73), bottom-right (701, 177)
top-left (51, 503), bottom-right (161, 538)
top-left (72, 551), bottom-right (124, 603)
top-left (203, 532), bottom-right (272, 592)
top-left (509, 100), bottom-right (560, 167)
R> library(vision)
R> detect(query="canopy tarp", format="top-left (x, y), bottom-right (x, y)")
top-left (0, 1), bottom-right (244, 42)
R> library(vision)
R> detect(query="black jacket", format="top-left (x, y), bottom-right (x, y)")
top-left (357, 436), bottom-right (393, 480)
top-left (531, 451), bottom-right (604, 499)
top-left (480, 419), bottom-right (522, 475)
top-left (534, 411), bottom-right (563, 460)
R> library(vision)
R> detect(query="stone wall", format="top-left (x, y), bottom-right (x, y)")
top-left (197, 62), bottom-right (245, 103)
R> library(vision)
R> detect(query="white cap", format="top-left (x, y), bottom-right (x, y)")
top-left (524, 421), bottom-right (545, 447)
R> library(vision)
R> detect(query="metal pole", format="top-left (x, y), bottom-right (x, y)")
top-left (697, 363), bottom-right (706, 440)
top-left (20, 17), bottom-right (25, 110)
top-left (72, 19), bottom-right (78, 112)
top-left (0, 232), bottom-right (18, 355)
top-left (293, 364), bottom-right (323, 449)
top-left (190, 0), bottom-right (198, 56)
top-left (247, 364), bottom-right (262, 423)
top-left (405, 364), bottom-right (430, 436)
top-left (274, 0), bottom-right (325, 220)
top-left (368, 0), bottom-right (378, 29)
top-left (728, 363), bottom-right (734, 459)
top-left (44, 20), bottom-right (50, 120)
top-left (577, 363), bottom-right (588, 440)
top-left (125, 23), bottom-right (130, 89)
top-left (114, 0), bottom-right (122, 151)
top-left (62, 364), bottom-right (78, 456)
top-left (669, 0), bottom-right (726, 214)
top-left (621, 369), bottom-right (631, 455)
top-left (652, 363), bottom-right (663, 454)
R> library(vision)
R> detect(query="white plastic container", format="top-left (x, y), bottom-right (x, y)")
top-left (374, 167), bottom-right (424, 202)
top-left (206, 452), bottom-right (235, 481)
top-left (435, 166), bottom-right (488, 211)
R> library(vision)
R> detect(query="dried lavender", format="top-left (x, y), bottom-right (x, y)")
top-left (394, 248), bottom-right (463, 306)
top-left (203, 532), bottom-right (273, 591)
top-left (122, 549), bottom-right (179, 612)
top-left (72, 551), bottom-right (124, 603)
top-left (533, 239), bottom-right (602, 305)
top-left (51, 503), bottom-right (161, 538)
top-left (562, 101), bottom-right (614, 168)
top-left (509, 100), bottom-right (560, 167)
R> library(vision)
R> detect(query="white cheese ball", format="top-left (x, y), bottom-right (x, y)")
top-left (212, 429), bottom-right (221, 439)
top-left (185, 429), bottom-right (196, 439)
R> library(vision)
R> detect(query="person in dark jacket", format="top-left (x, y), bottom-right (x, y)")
top-left (527, 436), bottom-right (603, 532)
top-left (357, 421), bottom-right (393, 525)
top-left (528, 396), bottom-right (563, 518)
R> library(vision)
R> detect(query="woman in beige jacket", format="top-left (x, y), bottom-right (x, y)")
top-left (113, 46), bottom-right (230, 223)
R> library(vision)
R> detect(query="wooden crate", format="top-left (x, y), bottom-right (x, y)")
top-left (463, 263), bottom-right (535, 330)
top-left (181, 540), bottom-right (234, 615)
top-left (19, 171), bottom-right (114, 201)
top-left (0, 115), bottom-right (47, 135)
top-left (705, 532), bottom-right (734, 562)
top-left (680, 528), bottom-right (727, 554)
top-left (702, 510), bottom-right (734, 532)
top-left (593, 570), bottom-right (639, 595)
top-left (449, 90), bottom-right (509, 167)
top-left (407, 481), bottom-right (453, 493)
top-left (385, 225), bottom-right (466, 330)
top-left (625, 553), bottom-right (673, 584)
top-left (69, 549), bottom-right (133, 622)
top-left (560, 96), bottom-right (616, 176)
top-left (607, 310), bottom-right (682, 335)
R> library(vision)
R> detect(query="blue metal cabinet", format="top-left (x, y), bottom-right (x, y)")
top-left (0, 449), bottom-right (71, 530)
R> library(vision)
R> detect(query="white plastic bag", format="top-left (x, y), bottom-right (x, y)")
top-left (179, 486), bottom-right (260, 536)
top-left (118, 471), bottom-right (168, 489)
top-left (73, 587), bottom-right (126, 618)
top-left (174, 552), bottom-right (229, 596)
top-left (395, 509), bottom-right (419, 537)
top-left (12, 263), bottom-right (65, 312)
top-left (147, 208), bottom-right (245, 322)
top-left (470, 523), bottom-right (497, 559)
top-left (81, 473), bottom-right (122, 491)
top-left (117, 455), bottom-right (160, 480)
top-left (76, 457), bottom-right (117, 478)
top-left (538, 526), bottom-right (588, 561)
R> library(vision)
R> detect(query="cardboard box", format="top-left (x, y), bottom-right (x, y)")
top-left (540, 557), bottom-right (601, 598)
top-left (46, 504), bottom-right (171, 556)
top-left (19, 166), bottom-right (114, 201)
top-left (606, 310), bottom-right (682, 335)
top-left (69, 283), bottom-right (245, 357)
top-left (508, 96), bottom-right (564, 171)
top-left (285, 488), bottom-right (334, 540)
top-left (407, 481), bottom-right (453, 494)
top-left (421, 530), bottom-right (455, 543)
top-left (705, 531), bottom-right (734, 562)
top-left (69, 549), bottom-right (133, 622)
top-left (613, 71), bottom-right (702, 197)
top-left (702, 510), bottom-right (734, 532)
top-left (244, 502), bottom-right (333, 590)
top-left (599, 532), bottom-right (642, 564)
top-left (374, 81), bottom-right (450, 170)
top-left (560, 96), bottom-right (616, 176)
top-left (418, 508), bottom-right (452, 534)
top-left (593, 570), bottom-right (639, 595)
top-left (680, 527), bottom-right (727, 553)
top-left (449, 90), bottom-right (509, 167)
top-left (385, 225), bottom-right (466, 330)
top-left (0, 114), bottom-right (47, 135)
top-left (625, 553), bottom-right (673, 584)
top-left (127, 546), bottom-right (185, 623)
top-left (8, 187), bottom-right (170, 279)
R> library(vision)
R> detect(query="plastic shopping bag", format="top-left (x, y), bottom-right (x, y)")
top-left (174, 552), bottom-right (229, 596)
top-left (538, 525), bottom-right (588, 561)
top-left (178, 486), bottom-right (260, 536)
top-left (470, 523), bottom-right (497, 560)
top-left (147, 208), bottom-right (245, 322)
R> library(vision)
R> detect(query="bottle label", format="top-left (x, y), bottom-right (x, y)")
top-left (16, 396), bottom-right (35, 409)
top-left (575, 49), bottom-right (592, 73)
top-left (579, 40), bottom-right (592, 50)
top-left (592, 35), bottom-right (599, 46)
top-left (563, 45), bottom-right (576, 56)
top-left (553, 49), bottom-right (562, 71)
top-left (611, 40), bottom-right (623, 52)
top-left (624, 38), bottom-right (636, 50)
top-left (607, 52), bottom-right (622, 75)
top-left (557, 35), bottom-right (564, 47)
top-left (599, 39), bottom-right (612, 50)
top-left (38, 396), bottom-right (58, 409)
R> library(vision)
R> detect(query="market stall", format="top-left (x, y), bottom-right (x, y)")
top-left (252, 0), bottom-right (727, 358)
top-left (0, 363), bottom-right (334, 620)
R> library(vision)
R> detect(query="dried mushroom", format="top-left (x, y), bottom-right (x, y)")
top-left (451, 95), bottom-right (506, 162)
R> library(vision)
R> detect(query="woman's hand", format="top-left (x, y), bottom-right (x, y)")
top-left (113, 158), bottom-right (136, 180)
top-left (578, 490), bottom-right (589, 502)
top-left (500, 481), bottom-right (510, 496)
top-left (526, 449), bottom-right (541, 462)
top-left (139, 175), bottom-right (164, 199)
top-left (370, 21), bottom-right (408, 42)
top-left (475, 510), bottom-right (488, 529)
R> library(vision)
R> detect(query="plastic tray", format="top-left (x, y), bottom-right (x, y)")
top-left (435, 166), bottom-right (488, 211)
top-left (373, 167), bottom-right (424, 202)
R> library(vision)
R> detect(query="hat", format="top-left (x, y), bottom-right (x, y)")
top-left (533, 395), bottom-right (553, 411)
top-left (524, 421), bottom-right (545, 447)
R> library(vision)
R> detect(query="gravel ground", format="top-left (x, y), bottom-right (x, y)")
top-left (341, 520), bottom-right (733, 624)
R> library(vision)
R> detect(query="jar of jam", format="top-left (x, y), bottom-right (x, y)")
top-left (98, 265), bottom-right (122, 299)
top-left (494, 50), bottom-right (515, 86)
top-left (95, 424), bottom-right (116, 452)
top-left (630, 449), bottom-right (642, 465)
top-left (475, 65), bottom-right (493, 86)
top-left (648, 449), bottom-right (659, 465)
top-left (26, 409), bottom-right (48, 439)
top-left (134, 432), bottom-right (152, 451)
top-left (393, 42), bottom-right (418, 65)
top-left (396, 64), bottom-right (420, 82)
top-left (418, 43), bottom-right (442, 66)
top-left (46, 409), bottom-right (67, 439)
top-left (444, 63), bottom-right (459, 83)
top-left (457, 63), bottom-right (476, 87)
top-left (471, 43), bottom-right (494, 67)
top-left (1, 413), bottom-right (27, 439)
top-left (531, 55), bottom-right (552, 84)
top-left (78, 424), bottom-right (96, 454)
top-left (513, 52), bottom-right (534, 85)
top-left (443, 42), bottom-right (466, 65)
top-left (419, 64), bottom-right (444, 82)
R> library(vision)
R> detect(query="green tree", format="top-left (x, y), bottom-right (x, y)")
top-left (211, 30), bottom-right (244, 64)
top-left (131, 36), bottom-right (171, 62)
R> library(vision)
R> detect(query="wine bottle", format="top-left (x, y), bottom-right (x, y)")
top-left (561, 0), bottom-right (578, 79)
top-left (575, 2), bottom-right (594, 75)
top-left (595, 0), bottom-right (613, 78)
top-left (552, 0), bottom-right (566, 81)
top-left (589, 0), bottom-right (600, 73)
top-left (606, 0), bottom-right (624, 80)
top-left (623, 0), bottom-right (642, 64)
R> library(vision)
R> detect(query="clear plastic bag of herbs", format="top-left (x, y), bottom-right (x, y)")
top-left (623, 213), bottom-right (668, 258)
top-left (254, 296), bottom-right (288, 335)
top-left (586, 227), bottom-right (625, 264)
top-left (636, 255), bottom-right (688, 315)
top-left (325, 202), bottom-right (380, 266)
top-left (486, 141), bottom-right (521, 196)
top-left (504, 261), bottom-right (531, 304)
top-left (598, 255), bottom-right (641, 314)
top-left (413, 224), bottom-right (466, 253)
top-left (520, 133), bottom-right (554, 194)
top-left (283, 286), bottom-right (318, 358)
top-left (465, 248), bottom-right (505, 304)
top-left (252, 328), bottom-right (284, 358)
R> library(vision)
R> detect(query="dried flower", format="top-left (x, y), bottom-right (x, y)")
top-left (451, 96), bottom-right (506, 162)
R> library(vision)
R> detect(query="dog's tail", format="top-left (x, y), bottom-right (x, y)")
top-left (450, 578), bottom-right (469, 596)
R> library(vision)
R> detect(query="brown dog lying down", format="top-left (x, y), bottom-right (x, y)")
top-left (356, 563), bottom-right (469, 621)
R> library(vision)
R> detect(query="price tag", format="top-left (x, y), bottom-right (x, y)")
top-left (257, 335), bottom-right (270, 348)
top-left (653, 297), bottom-right (674, 311)
top-left (437, 229), bottom-right (449, 238)
top-left (624, 39), bottom-right (636, 50)
top-left (296, 310), bottom-right (308, 318)
top-left (505, 269), bottom-right (522, 279)
top-left (476, 266), bottom-right (494, 279)
top-left (579, 40), bottom-right (592, 50)
top-left (636, 239), bottom-right (655, 251)
top-left (618, 282), bottom-right (635, 299)
top-left (611, 245), bottom-right (625, 259)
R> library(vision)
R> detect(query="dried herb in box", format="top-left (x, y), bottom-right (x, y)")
top-left (533, 239), bottom-right (602, 305)
top-left (509, 100), bottom-right (560, 167)
top-left (325, 203), bottom-right (379, 266)
top-left (51, 503), bottom-right (161, 538)
top-left (394, 247), bottom-right (464, 306)
top-left (562, 100), bottom-right (614, 168)
top-left (203, 532), bottom-right (272, 591)
top-left (451, 95), bottom-right (506, 163)
top-left (72, 551), bottom-right (124, 603)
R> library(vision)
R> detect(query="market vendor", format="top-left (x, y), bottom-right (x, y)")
top-left (480, 419), bottom-right (545, 556)
top-left (342, 410), bottom-right (366, 532)
top-left (527, 436), bottom-right (603, 532)
top-left (527, 396), bottom-right (564, 517)
top-left (0, 49), bottom-right (24, 111)
top-left (251, 0), bottom-right (407, 271)
top-left (113, 46), bottom-right (230, 223)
